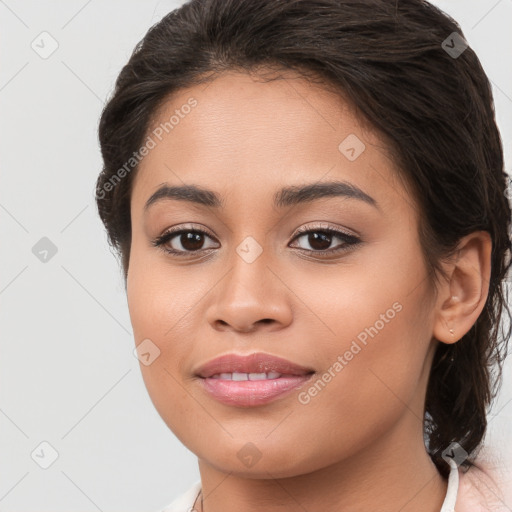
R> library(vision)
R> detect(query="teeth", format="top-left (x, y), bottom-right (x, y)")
top-left (248, 372), bottom-right (268, 380)
top-left (209, 372), bottom-right (283, 380)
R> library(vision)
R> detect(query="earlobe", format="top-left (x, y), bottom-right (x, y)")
top-left (432, 231), bottom-right (492, 345)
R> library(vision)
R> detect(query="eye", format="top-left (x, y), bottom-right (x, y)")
top-left (289, 223), bottom-right (361, 256)
top-left (151, 224), bottom-right (218, 256)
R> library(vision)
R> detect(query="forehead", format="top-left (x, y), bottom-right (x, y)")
top-left (131, 70), bottom-right (405, 213)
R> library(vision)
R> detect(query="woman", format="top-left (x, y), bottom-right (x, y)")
top-left (95, 0), bottom-right (512, 510)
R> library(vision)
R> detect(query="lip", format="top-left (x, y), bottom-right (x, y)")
top-left (194, 352), bottom-right (316, 407)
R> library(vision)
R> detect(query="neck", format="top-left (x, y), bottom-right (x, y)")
top-left (194, 413), bottom-right (448, 512)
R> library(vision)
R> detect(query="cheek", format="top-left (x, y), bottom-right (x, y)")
top-left (285, 255), bottom-right (431, 438)
top-left (126, 249), bottom-right (191, 407)
top-left (126, 280), bottom-right (199, 447)
top-left (288, 302), bottom-right (430, 471)
top-left (126, 246), bottom-right (207, 340)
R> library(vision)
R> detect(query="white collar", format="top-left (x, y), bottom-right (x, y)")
top-left (440, 459), bottom-right (460, 512)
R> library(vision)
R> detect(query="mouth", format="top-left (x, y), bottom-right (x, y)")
top-left (194, 352), bottom-right (316, 407)
top-left (194, 351), bottom-right (315, 378)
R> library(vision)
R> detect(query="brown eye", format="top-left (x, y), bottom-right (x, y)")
top-left (178, 231), bottom-right (206, 251)
top-left (303, 232), bottom-right (333, 251)
top-left (290, 227), bottom-right (360, 256)
top-left (152, 227), bottom-right (219, 256)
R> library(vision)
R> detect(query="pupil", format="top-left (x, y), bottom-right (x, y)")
top-left (181, 232), bottom-right (204, 250)
top-left (309, 232), bottom-right (331, 250)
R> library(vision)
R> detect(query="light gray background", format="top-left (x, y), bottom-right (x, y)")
top-left (1, 1), bottom-right (511, 510)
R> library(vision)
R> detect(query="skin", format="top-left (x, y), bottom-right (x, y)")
top-left (126, 70), bottom-right (492, 512)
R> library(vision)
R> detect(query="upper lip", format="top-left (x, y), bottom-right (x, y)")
top-left (194, 352), bottom-right (315, 378)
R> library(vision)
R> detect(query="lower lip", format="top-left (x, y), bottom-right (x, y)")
top-left (198, 374), bottom-right (315, 407)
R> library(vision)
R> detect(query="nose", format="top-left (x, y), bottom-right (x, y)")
top-left (205, 247), bottom-right (293, 334)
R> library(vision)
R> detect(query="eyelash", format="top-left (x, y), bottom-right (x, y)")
top-left (151, 223), bottom-right (361, 258)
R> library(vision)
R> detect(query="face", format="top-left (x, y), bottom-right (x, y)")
top-left (127, 70), bottom-right (438, 477)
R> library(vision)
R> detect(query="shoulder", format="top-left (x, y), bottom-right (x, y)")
top-left (455, 448), bottom-right (512, 512)
top-left (158, 479), bottom-right (201, 512)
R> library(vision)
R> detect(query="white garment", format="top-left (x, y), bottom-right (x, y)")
top-left (159, 461), bottom-right (459, 512)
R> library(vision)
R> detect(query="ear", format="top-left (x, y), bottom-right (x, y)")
top-left (432, 231), bottom-right (492, 344)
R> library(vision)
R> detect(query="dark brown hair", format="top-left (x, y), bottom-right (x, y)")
top-left (96, 0), bottom-right (512, 478)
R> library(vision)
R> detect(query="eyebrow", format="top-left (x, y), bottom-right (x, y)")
top-left (144, 180), bottom-right (379, 211)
